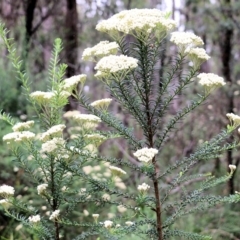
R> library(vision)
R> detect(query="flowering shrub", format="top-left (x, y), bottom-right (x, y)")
top-left (1, 8), bottom-right (240, 240)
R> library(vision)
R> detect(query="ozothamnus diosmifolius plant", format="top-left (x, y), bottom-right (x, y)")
top-left (0, 8), bottom-right (240, 240)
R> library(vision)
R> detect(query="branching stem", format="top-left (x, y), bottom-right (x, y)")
top-left (138, 39), bottom-right (163, 240)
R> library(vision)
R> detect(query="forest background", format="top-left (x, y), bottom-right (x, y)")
top-left (0, 0), bottom-right (240, 239)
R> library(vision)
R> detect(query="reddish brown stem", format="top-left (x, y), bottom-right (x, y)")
top-left (152, 160), bottom-right (163, 240)
top-left (55, 221), bottom-right (60, 240)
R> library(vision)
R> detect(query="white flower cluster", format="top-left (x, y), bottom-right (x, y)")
top-left (84, 133), bottom-right (106, 145)
top-left (0, 185), bottom-right (15, 198)
top-left (73, 114), bottom-right (101, 129)
top-left (197, 73), bottom-right (226, 93)
top-left (63, 110), bottom-right (80, 119)
top-left (3, 131), bottom-right (35, 144)
top-left (170, 32), bottom-right (203, 50)
top-left (125, 221), bottom-right (134, 226)
top-left (41, 138), bottom-right (65, 153)
top-left (49, 209), bottom-right (60, 221)
top-left (62, 74), bottom-right (86, 92)
top-left (115, 177), bottom-right (126, 190)
top-left (54, 90), bottom-right (71, 98)
top-left (37, 183), bottom-right (48, 195)
top-left (90, 98), bottom-right (112, 111)
top-left (187, 47), bottom-right (210, 60)
top-left (227, 113), bottom-right (240, 128)
top-left (96, 9), bottom-right (176, 41)
top-left (92, 214), bottom-right (99, 220)
top-left (137, 183), bottom-right (150, 193)
top-left (12, 121), bottom-right (34, 132)
top-left (82, 41), bottom-right (119, 61)
top-left (133, 147), bottom-right (158, 163)
top-left (0, 199), bottom-right (11, 209)
top-left (229, 164), bottom-right (237, 172)
top-left (187, 47), bottom-right (210, 67)
top-left (117, 205), bottom-right (127, 213)
top-left (29, 215), bottom-right (41, 223)
top-left (104, 220), bottom-right (113, 229)
top-left (170, 32), bottom-right (211, 68)
top-left (30, 91), bottom-right (54, 104)
top-left (109, 165), bottom-right (127, 177)
top-left (40, 124), bottom-right (66, 142)
top-left (94, 55), bottom-right (138, 79)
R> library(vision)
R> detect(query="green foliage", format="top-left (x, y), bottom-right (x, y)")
top-left (0, 8), bottom-right (240, 240)
top-left (0, 23), bottom-right (30, 97)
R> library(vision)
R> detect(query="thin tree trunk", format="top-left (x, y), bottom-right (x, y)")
top-left (65, 0), bottom-right (79, 110)
top-left (23, 0), bottom-right (38, 65)
top-left (219, 0), bottom-right (234, 194)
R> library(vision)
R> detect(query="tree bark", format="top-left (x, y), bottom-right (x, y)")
top-left (65, 0), bottom-right (78, 78)
top-left (219, 0), bottom-right (235, 194)
top-left (65, 0), bottom-right (79, 110)
top-left (23, 0), bottom-right (38, 62)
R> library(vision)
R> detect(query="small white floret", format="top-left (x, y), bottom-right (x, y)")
top-left (0, 185), bottom-right (15, 198)
top-left (82, 41), bottom-right (119, 61)
top-left (109, 166), bottom-right (127, 177)
top-left (133, 148), bottom-right (158, 163)
top-left (12, 121), bottom-right (34, 132)
top-left (49, 210), bottom-right (60, 221)
top-left (125, 221), bottom-right (134, 226)
top-left (229, 164), bottom-right (236, 172)
top-left (137, 183), bottom-right (150, 193)
top-left (29, 215), bottom-right (41, 223)
top-left (37, 184), bottom-right (48, 195)
top-left (104, 220), bottom-right (113, 229)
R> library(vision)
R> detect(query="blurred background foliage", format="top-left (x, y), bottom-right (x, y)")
top-left (0, 0), bottom-right (240, 239)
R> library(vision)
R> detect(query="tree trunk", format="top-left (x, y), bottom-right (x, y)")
top-left (23, 0), bottom-right (38, 63)
top-left (65, 0), bottom-right (79, 110)
top-left (219, 0), bottom-right (235, 194)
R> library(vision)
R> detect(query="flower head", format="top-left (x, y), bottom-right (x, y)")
top-left (54, 90), bottom-right (71, 98)
top-left (73, 114), bottom-right (101, 130)
top-left (229, 164), bottom-right (237, 173)
top-left (30, 91), bottom-right (54, 105)
top-left (12, 121), bottom-right (34, 132)
top-left (197, 73), bottom-right (225, 94)
top-left (37, 184), bottom-right (48, 195)
top-left (0, 199), bottom-right (11, 209)
top-left (62, 74), bottom-right (86, 92)
top-left (137, 183), bottom-right (150, 194)
top-left (0, 185), bottom-right (15, 198)
top-left (63, 110), bottom-right (80, 119)
top-left (90, 98), bottom-right (112, 111)
top-left (3, 131), bottom-right (35, 144)
top-left (117, 205), bottom-right (127, 213)
top-left (186, 47), bottom-right (210, 68)
top-left (40, 125), bottom-right (66, 142)
top-left (170, 32), bottom-right (204, 53)
top-left (104, 220), bottom-right (113, 229)
top-left (29, 215), bottom-right (41, 223)
top-left (133, 148), bottom-right (158, 163)
top-left (49, 210), bottom-right (60, 221)
top-left (41, 138), bottom-right (65, 153)
top-left (92, 214), bottom-right (99, 219)
top-left (109, 166), bottom-right (127, 177)
top-left (94, 55), bottom-right (138, 81)
top-left (84, 134), bottom-right (106, 146)
top-left (125, 221), bottom-right (134, 226)
top-left (82, 41), bottom-right (119, 61)
top-left (96, 9), bottom-right (176, 41)
top-left (227, 113), bottom-right (240, 130)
